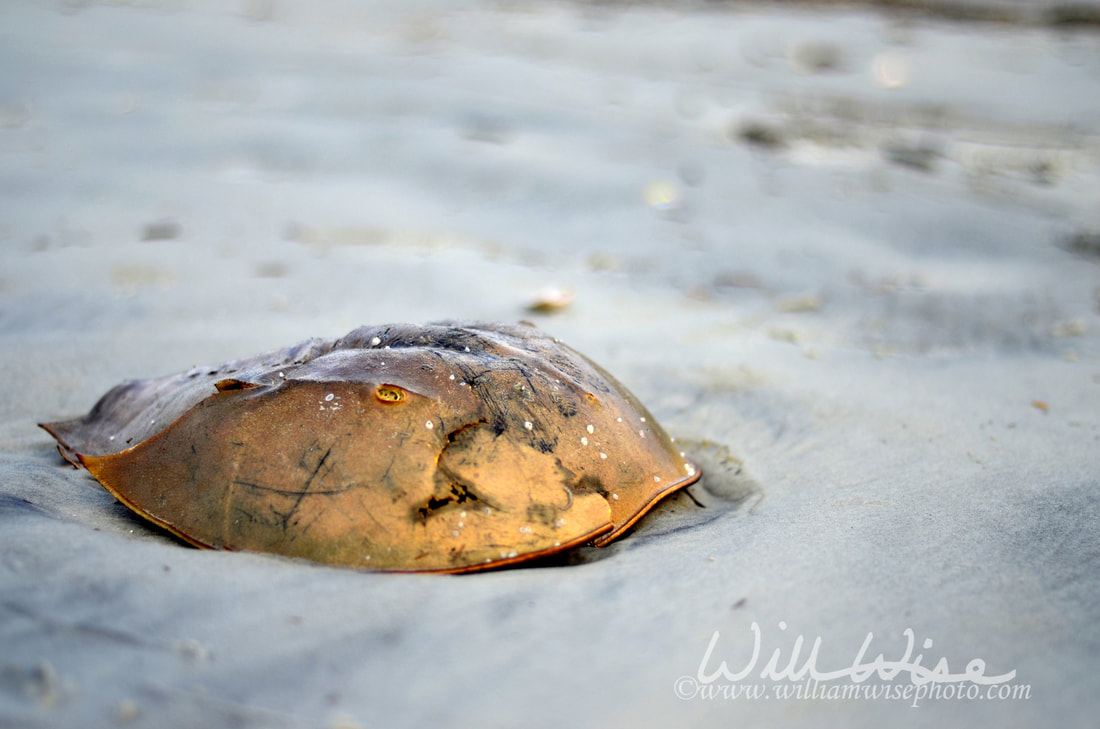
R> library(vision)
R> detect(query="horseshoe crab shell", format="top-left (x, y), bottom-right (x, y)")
top-left (40, 321), bottom-right (700, 573)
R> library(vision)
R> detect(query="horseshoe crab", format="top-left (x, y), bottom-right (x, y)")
top-left (40, 321), bottom-right (700, 573)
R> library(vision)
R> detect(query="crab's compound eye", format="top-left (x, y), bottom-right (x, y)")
top-left (375, 385), bottom-right (407, 403)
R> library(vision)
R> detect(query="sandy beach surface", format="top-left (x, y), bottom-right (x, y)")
top-left (2, 1), bottom-right (1099, 727)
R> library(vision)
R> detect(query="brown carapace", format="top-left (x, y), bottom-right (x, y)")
top-left (40, 321), bottom-right (701, 573)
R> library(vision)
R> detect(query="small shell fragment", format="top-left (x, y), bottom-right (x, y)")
top-left (526, 287), bottom-right (575, 313)
top-left (39, 321), bottom-right (701, 573)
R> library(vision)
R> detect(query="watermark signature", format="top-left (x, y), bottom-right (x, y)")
top-left (675, 622), bottom-right (1030, 707)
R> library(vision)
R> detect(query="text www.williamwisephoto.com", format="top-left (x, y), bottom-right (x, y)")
top-left (675, 622), bottom-right (1031, 709)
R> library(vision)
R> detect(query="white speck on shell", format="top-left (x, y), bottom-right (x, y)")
top-left (370, 337), bottom-right (381, 346)
top-left (599, 452), bottom-right (607, 459)
top-left (425, 421), bottom-right (434, 430)
top-left (611, 493), bottom-right (620, 500)
top-left (654, 476), bottom-right (661, 482)
top-left (524, 421), bottom-right (533, 430)
top-left (586, 424), bottom-right (594, 434)
top-left (324, 393), bottom-right (334, 402)
top-left (519, 525), bottom-right (532, 534)
top-left (580, 437), bottom-right (588, 446)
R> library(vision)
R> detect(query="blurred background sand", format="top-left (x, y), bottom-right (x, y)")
top-left (1, 2), bottom-right (1098, 727)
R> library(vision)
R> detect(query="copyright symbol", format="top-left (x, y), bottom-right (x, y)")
top-left (674, 675), bottom-right (699, 700)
